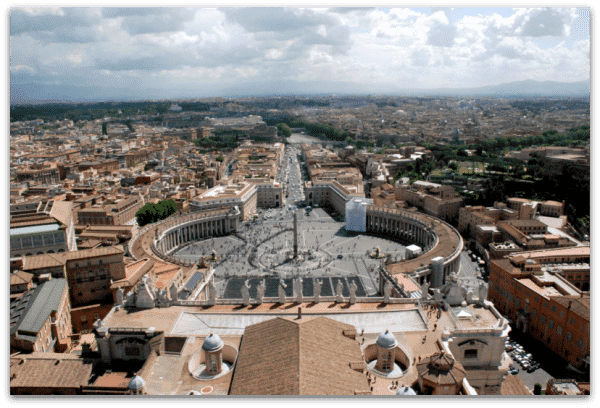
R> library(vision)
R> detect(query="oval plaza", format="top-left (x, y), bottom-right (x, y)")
top-left (111, 145), bottom-right (512, 396)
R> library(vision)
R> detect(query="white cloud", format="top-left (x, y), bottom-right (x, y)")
top-left (9, 7), bottom-right (590, 94)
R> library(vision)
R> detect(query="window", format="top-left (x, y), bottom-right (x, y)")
top-left (557, 325), bottom-right (562, 335)
top-left (566, 332), bottom-right (572, 341)
top-left (560, 311), bottom-right (564, 318)
top-left (551, 306), bottom-right (557, 313)
top-left (548, 319), bottom-right (554, 329)
top-left (531, 309), bottom-right (537, 317)
top-left (543, 302), bottom-right (548, 308)
top-left (534, 296), bottom-right (539, 302)
top-left (577, 338), bottom-right (584, 350)
top-left (541, 315), bottom-right (546, 323)
top-left (464, 349), bottom-right (478, 359)
top-left (569, 317), bottom-right (575, 325)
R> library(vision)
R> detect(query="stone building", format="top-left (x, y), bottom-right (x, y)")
top-left (76, 195), bottom-right (144, 226)
top-left (397, 181), bottom-right (464, 222)
top-left (21, 245), bottom-right (127, 307)
top-left (488, 247), bottom-right (590, 371)
top-left (10, 200), bottom-right (77, 258)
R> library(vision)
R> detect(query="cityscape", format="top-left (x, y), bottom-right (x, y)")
top-left (9, 6), bottom-right (590, 397)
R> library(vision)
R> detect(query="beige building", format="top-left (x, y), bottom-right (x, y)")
top-left (16, 162), bottom-right (61, 185)
top-left (21, 245), bottom-right (127, 307)
top-left (76, 195), bottom-right (144, 226)
top-left (397, 181), bottom-right (464, 222)
top-left (10, 200), bottom-right (77, 258)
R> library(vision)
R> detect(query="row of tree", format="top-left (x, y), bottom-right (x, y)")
top-left (135, 199), bottom-right (178, 227)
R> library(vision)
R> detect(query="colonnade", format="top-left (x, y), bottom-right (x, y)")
top-left (158, 211), bottom-right (241, 254)
top-left (366, 209), bottom-right (435, 250)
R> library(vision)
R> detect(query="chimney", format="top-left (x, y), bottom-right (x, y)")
top-left (297, 307), bottom-right (302, 319)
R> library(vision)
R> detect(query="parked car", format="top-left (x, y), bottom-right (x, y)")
top-left (509, 367), bottom-right (520, 375)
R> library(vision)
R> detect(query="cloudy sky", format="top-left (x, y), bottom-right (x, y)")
top-left (9, 4), bottom-right (591, 99)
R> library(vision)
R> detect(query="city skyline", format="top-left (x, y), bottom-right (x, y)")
top-left (10, 6), bottom-right (591, 102)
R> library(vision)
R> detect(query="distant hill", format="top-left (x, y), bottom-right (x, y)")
top-left (10, 79), bottom-right (590, 105)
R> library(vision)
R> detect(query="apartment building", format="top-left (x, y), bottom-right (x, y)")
top-left (488, 247), bottom-right (590, 371)
top-left (506, 197), bottom-right (565, 217)
top-left (16, 163), bottom-right (61, 185)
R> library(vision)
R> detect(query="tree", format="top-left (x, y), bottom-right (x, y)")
top-left (533, 383), bottom-right (542, 395)
top-left (216, 155), bottom-right (224, 162)
top-left (275, 123), bottom-right (292, 137)
top-left (448, 162), bottom-right (459, 171)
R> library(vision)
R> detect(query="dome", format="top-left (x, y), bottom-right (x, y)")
top-left (128, 374), bottom-right (146, 391)
top-left (396, 386), bottom-right (417, 396)
top-left (376, 330), bottom-right (398, 349)
top-left (429, 351), bottom-right (455, 371)
top-left (202, 333), bottom-right (224, 352)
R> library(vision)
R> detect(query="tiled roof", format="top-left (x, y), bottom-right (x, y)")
top-left (10, 354), bottom-right (95, 389)
top-left (10, 271), bottom-right (33, 285)
top-left (500, 374), bottom-right (532, 395)
top-left (230, 316), bottom-right (371, 395)
top-left (22, 245), bottom-right (125, 271)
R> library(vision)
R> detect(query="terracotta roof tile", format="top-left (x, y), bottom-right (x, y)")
top-left (230, 316), bottom-right (371, 395)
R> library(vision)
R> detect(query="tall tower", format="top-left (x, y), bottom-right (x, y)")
top-left (293, 211), bottom-right (298, 258)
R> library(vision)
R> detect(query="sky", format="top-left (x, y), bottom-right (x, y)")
top-left (8, 3), bottom-right (592, 99)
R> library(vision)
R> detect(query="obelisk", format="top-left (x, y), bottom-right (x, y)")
top-left (293, 210), bottom-right (298, 258)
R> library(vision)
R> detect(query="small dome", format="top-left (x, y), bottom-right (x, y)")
top-left (429, 351), bottom-right (455, 371)
top-left (128, 374), bottom-right (146, 391)
top-left (396, 386), bottom-right (417, 396)
top-left (376, 330), bottom-right (398, 349)
top-left (202, 333), bottom-right (224, 352)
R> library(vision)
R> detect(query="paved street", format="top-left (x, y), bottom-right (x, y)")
top-left (458, 251), bottom-right (484, 293)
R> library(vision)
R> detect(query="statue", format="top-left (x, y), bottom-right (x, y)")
top-left (295, 276), bottom-right (303, 304)
top-left (116, 287), bottom-right (124, 306)
top-left (421, 280), bottom-right (429, 300)
top-left (211, 249), bottom-right (217, 261)
top-left (278, 279), bottom-right (287, 304)
top-left (335, 280), bottom-right (344, 303)
top-left (207, 280), bottom-right (217, 306)
top-left (466, 289), bottom-right (476, 304)
top-left (442, 273), bottom-right (467, 306)
top-left (349, 281), bottom-right (358, 305)
top-left (169, 282), bottom-right (179, 302)
top-left (432, 288), bottom-right (444, 301)
top-left (314, 279), bottom-right (322, 303)
top-left (383, 281), bottom-right (392, 303)
top-left (256, 280), bottom-right (265, 305)
top-left (241, 280), bottom-right (250, 306)
top-left (199, 256), bottom-right (208, 268)
top-left (478, 282), bottom-right (489, 307)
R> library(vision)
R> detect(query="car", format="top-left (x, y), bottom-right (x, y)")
top-left (337, 254), bottom-right (343, 259)
top-left (509, 368), bottom-right (519, 375)
top-left (526, 365), bottom-right (537, 373)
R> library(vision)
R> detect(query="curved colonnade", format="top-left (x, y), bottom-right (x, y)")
top-left (366, 206), bottom-right (463, 286)
top-left (129, 204), bottom-right (462, 287)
